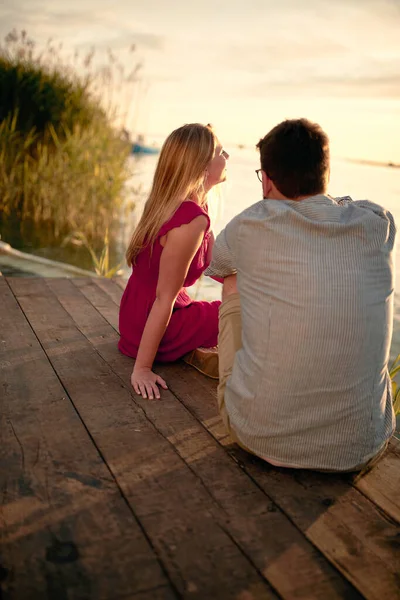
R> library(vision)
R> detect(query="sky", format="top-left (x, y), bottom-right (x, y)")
top-left (1, 0), bottom-right (400, 162)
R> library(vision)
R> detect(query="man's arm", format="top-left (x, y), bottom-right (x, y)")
top-left (205, 215), bottom-right (241, 279)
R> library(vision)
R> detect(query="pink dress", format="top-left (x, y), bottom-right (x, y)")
top-left (118, 201), bottom-right (221, 362)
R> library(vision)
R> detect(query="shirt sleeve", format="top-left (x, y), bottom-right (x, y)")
top-left (204, 214), bottom-right (240, 278)
top-left (354, 200), bottom-right (397, 248)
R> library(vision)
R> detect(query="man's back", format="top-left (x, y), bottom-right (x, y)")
top-left (208, 194), bottom-right (396, 470)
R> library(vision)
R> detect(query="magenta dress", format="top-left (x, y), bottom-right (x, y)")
top-left (118, 201), bottom-right (221, 362)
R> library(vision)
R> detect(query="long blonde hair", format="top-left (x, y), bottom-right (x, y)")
top-left (126, 123), bottom-right (216, 266)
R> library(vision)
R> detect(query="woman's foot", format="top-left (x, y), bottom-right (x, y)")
top-left (183, 346), bottom-right (219, 379)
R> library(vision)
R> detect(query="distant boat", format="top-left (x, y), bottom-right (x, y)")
top-left (131, 134), bottom-right (160, 155)
top-left (131, 142), bottom-right (159, 155)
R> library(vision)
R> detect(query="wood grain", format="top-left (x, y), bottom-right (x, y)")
top-left (9, 277), bottom-right (277, 600)
top-left (54, 277), bottom-right (364, 600)
top-left (0, 278), bottom-right (172, 600)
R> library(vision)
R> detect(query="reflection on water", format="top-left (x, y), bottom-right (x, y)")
top-left (0, 184), bottom-right (138, 275)
top-left (1, 216), bottom-right (99, 271)
top-left (2, 150), bottom-right (400, 360)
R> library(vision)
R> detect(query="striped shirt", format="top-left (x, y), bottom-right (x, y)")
top-left (206, 194), bottom-right (396, 470)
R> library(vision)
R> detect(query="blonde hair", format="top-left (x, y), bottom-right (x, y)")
top-left (126, 123), bottom-right (216, 266)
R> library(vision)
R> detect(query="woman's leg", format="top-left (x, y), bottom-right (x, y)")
top-left (156, 299), bottom-right (220, 362)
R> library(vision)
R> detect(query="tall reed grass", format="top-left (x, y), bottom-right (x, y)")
top-left (389, 355), bottom-right (400, 416)
top-left (0, 29), bottom-right (141, 243)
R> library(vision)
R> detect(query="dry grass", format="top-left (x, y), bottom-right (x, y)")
top-left (0, 29), bottom-right (141, 243)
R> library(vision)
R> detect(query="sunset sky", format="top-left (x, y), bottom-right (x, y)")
top-left (1, 0), bottom-right (400, 162)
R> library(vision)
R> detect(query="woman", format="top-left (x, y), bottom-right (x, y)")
top-left (119, 123), bottom-right (229, 399)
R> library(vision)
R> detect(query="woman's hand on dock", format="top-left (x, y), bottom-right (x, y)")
top-left (131, 366), bottom-right (168, 400)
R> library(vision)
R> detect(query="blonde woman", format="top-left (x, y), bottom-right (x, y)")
top-left (119, 123), bottom-right (229, 399)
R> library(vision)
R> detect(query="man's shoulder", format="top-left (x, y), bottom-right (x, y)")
top-left (332, 197), bottom-right (396, 247)
top-left (350, 199), bottom-right (396, 231)
top-left (335, 195), bottom-right (390, 216)
top-left (352, 198), bottom-right (392, 216)
top-left (233, 200), bottom-right (268, 223)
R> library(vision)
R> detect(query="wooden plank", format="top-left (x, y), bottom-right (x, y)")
top-left (0, 278), bottom-right (172, 600)
top-left (9, 277), bottom-right (278, 600)
top-left (156, 363), bottom-right (400, 600)
top-left (93, 277), bottom-right (125, 307)
top-left (49, 277), bottom-right (367, 600)
top-left (353, 437), bottom-right (400, 524)
top-left (164, 362), bottom-right (400, 527)
top-left (73, 278), bottom-right (122, 331)
top-left (113, 277), bottom-right (127, 291)
top-left (123, 585), bottom-right (177, 599)
top-left (73, 278), bottom-right (120, 331)
top-left (70, 277), bottom-right (400, 596)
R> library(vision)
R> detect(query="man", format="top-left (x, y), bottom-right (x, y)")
top-left (206, 118), bottom-right (396, 472)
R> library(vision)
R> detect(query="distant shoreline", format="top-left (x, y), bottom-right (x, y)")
top-left (231, 145), bottom-right (400, 170)
top-left (344, 158), bottom-right (400, 169)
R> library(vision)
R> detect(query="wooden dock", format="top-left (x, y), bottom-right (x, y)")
top-left (1, 276), bottom-right (399, 600)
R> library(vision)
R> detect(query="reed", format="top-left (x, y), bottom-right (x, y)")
top-left (389, 354), bottom-right (400, 416)
top-left (62, 228), bottom-right (123, 278)
top-left (0, 29), bottom-right (141, 243)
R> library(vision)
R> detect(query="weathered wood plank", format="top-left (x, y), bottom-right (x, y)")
top-left (353, 437), bottom-right (400, 524)
top-left (158, 363), bottom-right (400, 600)
top-left (165, 361), bottom-right (400, 527)
top-left (74, 278), bottom-right (120, 331)
top-left (122, 585), bottom-right (178, 599)
top-left (0, 278), bottom-right (173, 600)
top-left (113, 277), bottom-right (127, 292)
top-left (49, 277), bottom-right (367, 600)
top-left (10, 277), bottom-right (277, 600)
top-left (63, 277), bottom-right (400, 597)
top-left (93, 277), bottom-right (125, 307)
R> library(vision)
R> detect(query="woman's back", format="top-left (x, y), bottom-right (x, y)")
top-left (133, 200), bottom-right (211, 286)
top-left (119, 200), bottom-right (220, 361)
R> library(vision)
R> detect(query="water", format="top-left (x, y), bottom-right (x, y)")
top-left (125, 149), bottom-right (400, 361)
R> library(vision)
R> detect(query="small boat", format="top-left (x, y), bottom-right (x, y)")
top-left (131, 134), bottom-right (159, 155)
top-left (131, 143), bottom-right (159, 155)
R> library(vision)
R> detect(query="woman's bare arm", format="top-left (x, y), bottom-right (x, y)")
top-left (132, 214), bottom-right (208, 399)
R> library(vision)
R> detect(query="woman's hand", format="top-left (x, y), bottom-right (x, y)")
top-left (131, 366), bottom-right (168, 400)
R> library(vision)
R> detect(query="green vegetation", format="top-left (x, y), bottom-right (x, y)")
top-left (63, 229), bottom-right (123, 278)
top-left (389, 354), bottom-right (400, 416)
top-left (0, 30), bottom-right (140, 245)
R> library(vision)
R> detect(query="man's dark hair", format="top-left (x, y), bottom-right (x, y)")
top-left (256, 118), bottom-right (330, 199)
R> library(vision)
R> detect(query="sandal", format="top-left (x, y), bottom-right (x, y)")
top-left (183, 346), bottom-right (219, 379)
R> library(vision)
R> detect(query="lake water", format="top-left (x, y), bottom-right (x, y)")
top-left (124, 149), bottom-right (400, 361)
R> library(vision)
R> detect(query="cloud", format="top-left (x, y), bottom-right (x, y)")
top-left (216, 38), bottom-right (350, 76)
top-left (240, 71), bottom-right (400, 100)
top-left (0, 1), bottom-right (164, 51)
top-left (1, 0), bottom-right (400, 110)
top-left (97, 32), bottom-right (165, 52)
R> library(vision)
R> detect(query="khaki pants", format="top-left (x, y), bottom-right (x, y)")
top-left (216, 293), bottom-right (388, 473)
top-left (217, 293), bottom-right (251, 451)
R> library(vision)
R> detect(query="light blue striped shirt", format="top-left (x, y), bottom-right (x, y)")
top-left (206, 195), bottom-right (396, 470)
